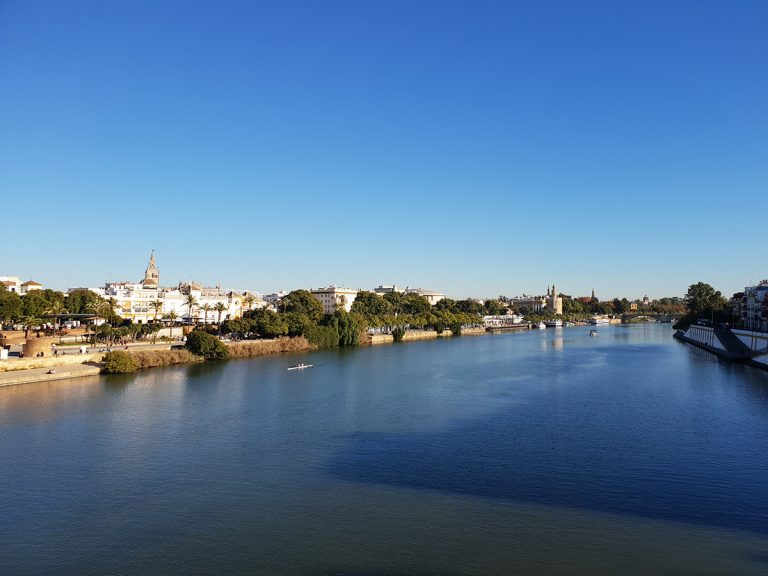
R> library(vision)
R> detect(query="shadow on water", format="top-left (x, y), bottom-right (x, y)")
top-left (307, 572), bottom-right (466, 576)
top-left (327, 354), bottom-right (768, 536)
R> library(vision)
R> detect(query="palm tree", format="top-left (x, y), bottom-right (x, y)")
top-left (87, 299), bottom-right (110, 344)
top-left (149, 300), bottom-right (164, 344)
top-left (213, 302), bottom-right (227, 335)
top-left (150, 300), bottom-right (163, 323)
top-left (243, 294), bottom-right (256, 314)
top-left (164, 311), bottom-right (179, 340)
top-left (200, 303), bottom-right (212, 325)
top-left (22, 316), bottom-right (43, 339)
top-left (184, 294), bottom-right (198, 326)
top-left (45, 301), bottom-right (68, 336)
top-left (105, 297), bottom-right (120, 324)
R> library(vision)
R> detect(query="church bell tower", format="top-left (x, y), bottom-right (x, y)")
top-left (142, 250), bottom-right (159, 287)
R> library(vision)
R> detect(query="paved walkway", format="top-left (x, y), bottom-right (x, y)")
top-left (0, 363), bottom-right (102, 387)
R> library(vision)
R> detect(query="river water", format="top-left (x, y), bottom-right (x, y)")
top-left (1, 324), bottom-right (767, 575)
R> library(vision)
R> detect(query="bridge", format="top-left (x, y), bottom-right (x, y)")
top-left (621, 314), bottom-right (680, 324)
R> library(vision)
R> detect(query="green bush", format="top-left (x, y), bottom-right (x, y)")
top-left (307, 324), bottom-right (339, 348)
top-left (103, 350), bottom-right (139, 373)
top-left (186, 330), bottom-right (230, 360)
top-left (450, 323), bottom-right (462, 336)
top-left (392, 327), bottom-right (406, 342)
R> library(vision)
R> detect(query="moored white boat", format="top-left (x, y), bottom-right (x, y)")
top-left (589, 316), bottom-right (611, 325)
top-left (536, 322), bottom-right (546, 329)
top-left (544, 320), bottom-right (563, 327)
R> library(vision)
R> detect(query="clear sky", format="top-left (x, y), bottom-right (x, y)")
top-left (1, 0), bottom-right (766, 300)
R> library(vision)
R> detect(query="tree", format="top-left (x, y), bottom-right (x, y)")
top-left (351, 291), bottom-right (392, 323)
top-left (45, 301), bottom-right (68, 335)
top-left (21, 316), bottom-right (43, 339)
top-left (243, 294), bottom-right (257, 313)
top-left (483, 299), bottom-right (504, 316)
top-left (0, 289), bottom-right (23, 325)
top-left (186, 330), bottom-right (229, 360)
top-left (21, 291), bottom-right (50, 318)
top-left (281, 290), bottom-right (324, 321)
top-left (66, 289), bottom-right (102, 315)
top-left (383, 291), bottom-right (407, 315)
top-left (684, 282), bottom-right (726, 316)
top-left (247, 308), bottom-right (289, 338)
top-left (329, 309), bottom-right (363, 346)
top-left (213, 302), bottom-right (227, 335)
top-left (200, 303), bottom-right (212, 325)
top-left (164, 311), bottom-right (179, 339)
top-left (103, 350), bottom-right (139, 373)
top-left (455, 299), bottom-right (483, 315)
top-left (105, 297), bottom-right (120, 324)
top-left (150, 299), bottom-right (164, 343)
top-left (184, 294), bottom-right (198, 325)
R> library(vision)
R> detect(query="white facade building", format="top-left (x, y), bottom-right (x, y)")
top-left (0, 276), bottom-right (43, 295)
top-left (84, 253), bottom-right (257, 325)
top-left (311, 286), bottom-right (359, 314)
top-left (372, 285), bottom-right (446, 306)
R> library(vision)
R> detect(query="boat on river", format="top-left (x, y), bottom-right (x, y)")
top-left (287, 363), bottom-right (313, 371)
top-left (589, 329), bottom-right (598, 337)
top-left (544, 320), bottom-right (563, 327)
top-left (536, 322), bottom-right (546, 329)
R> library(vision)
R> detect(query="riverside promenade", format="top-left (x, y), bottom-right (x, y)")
top-left (0, 363), bottom-right (101, 387)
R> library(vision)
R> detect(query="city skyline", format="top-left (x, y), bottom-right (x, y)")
top-left (0, 248), bottom-right (750, 301)
top-left (2, 1), bottom-right (766, 299)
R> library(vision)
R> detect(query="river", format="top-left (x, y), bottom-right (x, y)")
top-left (1, 324), bottom-right (767, 575)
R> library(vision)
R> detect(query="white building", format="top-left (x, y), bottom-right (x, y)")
top-left (406, 288), bottom-right (446, 306)
top-left (372, 285), bottom-right (446, 306)
top-left (84, 252), bottom-right (257, 325)
top-left (0, 276), bottom-right (43, 295)
top-left (311, 286), bottom-right (359, 314)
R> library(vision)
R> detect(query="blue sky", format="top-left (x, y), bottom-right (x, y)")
top-left (1, 0), bottom-right (766, 299)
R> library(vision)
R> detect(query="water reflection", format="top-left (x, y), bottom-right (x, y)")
top-left (2, 325), bottom-right (768, 575)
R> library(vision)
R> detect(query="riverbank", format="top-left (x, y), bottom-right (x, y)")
top-left (0, 363), bottom-right (102, 387)
top-left (0, 327), bottom-right (530, 386)
top-left (674, 324), bottom-right (768, 372)
top-left (366, 326), bottom-right (487, 344)
top-left (0, 336), bottom-right (316, 386)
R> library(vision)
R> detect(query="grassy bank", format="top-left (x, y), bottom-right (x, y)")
top-left (128, 349), bottom-right (202, 368)
top-left (102, 336), bottom-right (314, 373)
top-left (227, 336), bottom-right (314, 358)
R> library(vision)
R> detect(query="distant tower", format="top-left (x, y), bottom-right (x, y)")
top-left (549, 283), bottom-right (563, 315)
top-left (591, 288), bottom-right (596, 300)
top-left (142, 250), bottom-right (159, 287)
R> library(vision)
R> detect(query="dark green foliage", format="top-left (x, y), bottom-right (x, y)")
top-left (280, 290), bottom-right (324, 321)
top-left (450, 323), bottom-right (462, 336)
top-left (0, 289), bottom-right (23, 324)
top-left (351, 291), bottom-right (393, 320)
top-left (684, 282), bottom-right (726, 315)
top-left (246, 308), bottom-right (289, 338)
top-left (392, 327), bottom-right (406, 342)
top-left (455, 299), bottom-right (483, 315)
top-left (22, 290), bottom-right (55, 317)
top-left (307, 324), bottom-right (339, 348)
top-left (284, 312), bottom-right (313, 337)
top-left (186, 330), bottom-right (230, 360)
top-left (65, 288), bottom-right (103, 315)
top-left (334, 310), bottom-right (363, 346)
top-left (483, 299), bottom-right (504, 316)
top-left (103, 350), bottom-right (139, 373)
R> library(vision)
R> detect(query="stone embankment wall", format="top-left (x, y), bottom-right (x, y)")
top-left (0, 352), bottom-right (104, 372)
top-left (369, 327), bottom-right (487, 345)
